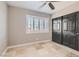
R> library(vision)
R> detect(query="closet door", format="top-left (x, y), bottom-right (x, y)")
top-left (52, 17), bottom-right (62, 44)
top-left (75, 12), bottom-right (79, 50)
top-left (63, 13), bottom-right (77, 49)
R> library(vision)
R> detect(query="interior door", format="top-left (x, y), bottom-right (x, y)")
top-left (75, 12), bottom-right (79, 50)
top-left (52, 17), bottom-right (62, 43)
top-left (63, 13), bottom-right (76, 49)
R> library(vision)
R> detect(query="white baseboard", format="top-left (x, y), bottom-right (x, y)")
top-left (1, 40), bottom-right (51, 56)
top-left (8, 40), bottom-right (51, 48)
top-left (1, 47), bottom-right (8, 56)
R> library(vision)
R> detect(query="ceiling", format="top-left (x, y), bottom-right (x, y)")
top-left (6, 1), bottom-right (76, 14)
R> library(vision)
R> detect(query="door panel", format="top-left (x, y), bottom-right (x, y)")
top-left (63, 13), bottom-right (77, 49)
top-left (52, 17), bottom-right (62, 44)
top-left (75, 12), bottom-right (79, 50)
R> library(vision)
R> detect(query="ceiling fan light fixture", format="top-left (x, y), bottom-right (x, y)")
top-left (48, 2), bottom-right (55, 10)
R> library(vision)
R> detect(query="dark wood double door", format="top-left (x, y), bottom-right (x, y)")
top-left (52, 12), bottom-right (79, 50)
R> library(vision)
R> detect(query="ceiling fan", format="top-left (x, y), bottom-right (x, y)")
top-left (39, 1), bottom-right (58, 10)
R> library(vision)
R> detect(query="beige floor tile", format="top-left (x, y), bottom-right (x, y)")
top-left (2, 41), bottom-right (79, 57)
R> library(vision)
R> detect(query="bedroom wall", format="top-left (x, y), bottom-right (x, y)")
top-left (8, 6), bottom-right (51, 46)
top-left (0, 2), bottom-right (8, 54)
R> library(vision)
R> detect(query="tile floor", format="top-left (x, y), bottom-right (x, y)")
top-left (2, 41), bottom-right (79, 57)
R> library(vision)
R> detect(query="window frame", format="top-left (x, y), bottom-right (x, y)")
top-left (26, 15), bottom-right (49, 33)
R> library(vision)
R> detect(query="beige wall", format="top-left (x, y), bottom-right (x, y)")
top-left (52, 2), bottom-right (79, 18)
top-left (0, 2), bottom-right (8, 54)
top-left (8, 6), bottom-right (51, 46)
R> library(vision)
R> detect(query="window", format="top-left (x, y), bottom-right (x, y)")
top-left (26, 15), bottom-right (49, 33)
top-left (34, 17), bottom-right (39, 31)
top-left (44, 19), bottom-right (49, 31)
top-left (26, 15), bottom-right (33, 32)
top-left (40, 19), bottom-right (44, 31)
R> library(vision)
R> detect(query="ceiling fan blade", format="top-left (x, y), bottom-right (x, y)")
top-left (48, 2), bottom-right (55, 10)
top-left (39, 2), bottom-right (46, 9)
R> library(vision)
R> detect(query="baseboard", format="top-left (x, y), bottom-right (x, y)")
top-left (1, 47), bottom-right (8, 56)
top-left (1, 40), bottom-right (51, 56)
top-left (8, 40), bottom-right (51, 49)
